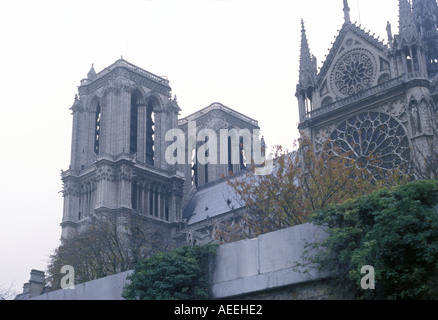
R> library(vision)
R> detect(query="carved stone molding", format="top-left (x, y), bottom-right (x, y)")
top-left (95, 165), bottom-right (116, 182)
top-left (105, 75), bottom-right (135, 94)
top-left (378, 96), bottom-right (408, 125)
top-left (78, 65), bottom-right (171, 97)
top-left (70, 95), bottom-right (84, 113)
top-left (117, 164), bottom-right (133, 182)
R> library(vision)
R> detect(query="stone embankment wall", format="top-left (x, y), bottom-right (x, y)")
top-left (31, 223), bottom-right (334, 300)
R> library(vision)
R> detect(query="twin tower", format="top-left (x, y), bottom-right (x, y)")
top-left (60, 59), bottom-right (260, 240)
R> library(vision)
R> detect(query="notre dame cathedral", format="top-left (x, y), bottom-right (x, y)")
top-left (60, 0), bottom-right (438, 245)
top-left (60, 57), bottom-right (259, 243)
top-left (298, 0), bottom-right (438, 180)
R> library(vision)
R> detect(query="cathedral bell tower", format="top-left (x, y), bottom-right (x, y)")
top-left (61, 59), bottom-right (185, 239)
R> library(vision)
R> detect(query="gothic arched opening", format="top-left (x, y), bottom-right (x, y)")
top-left (146, 96), bottom-right (158, 166)
top-left (94, 102), bottom-right (101, 154)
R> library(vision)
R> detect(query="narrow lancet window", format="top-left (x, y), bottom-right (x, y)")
top-left (94, 103), bottom-right (101, 154)
top-left (146, 100), bottom-right (155, 165)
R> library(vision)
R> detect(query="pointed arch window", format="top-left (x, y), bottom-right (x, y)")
top-left (146, 100), bottom-right (155, 166)
top-left (94, 103), bottom-right (101, 154)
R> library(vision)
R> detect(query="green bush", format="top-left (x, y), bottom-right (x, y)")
top-left (307, 180), bottom-right (438, 300)
top-left (122, 244), bottom-right (217, 300)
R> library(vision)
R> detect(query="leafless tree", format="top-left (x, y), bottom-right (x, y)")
top-left (0, 283), bottom-right (17, 300)
top-left (46, 211), bottom-right (172, 290)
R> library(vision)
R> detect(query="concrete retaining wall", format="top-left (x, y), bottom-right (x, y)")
top-left (29, 223), bottom-right (327, 300)
top-left (211, 223), bottom-right (327, 299)
top-left (31, 270), bottom-right (133, 300)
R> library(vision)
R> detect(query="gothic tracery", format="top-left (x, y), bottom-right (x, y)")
top-left (328, 112), bottom-right (411, 180)
top-left (332, 49), bottom-right (375, 96)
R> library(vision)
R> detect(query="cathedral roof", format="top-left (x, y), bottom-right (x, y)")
top-left (78, 58), bottom-right (171, 96)
top-left (183, 177), bottom-right (245, 226)
top-left (96, 58), bottom-right (169, 84)
top-left (183, 152), bottom-right (297, 226)
top-left (178, 102), bottom-right (259, 128)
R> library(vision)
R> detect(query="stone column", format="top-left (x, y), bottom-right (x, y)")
top-left (137, 104), bottom-right (147, 163)
top-left (90, 186), bottom-right (95, 215)
top-left (139, 184), bottom-right (144, 213)
top-left (145, 184), bottom-right (150, 215)
top-left (84, 188), bottom-right (88, 218)
top-left (151, 188), bottom-right (156, 217)
top-left (70, 109), bottom-right (80, 170)
top-left (154, 111), bottom-right (162, 168)
top-left (157, 190), bottom-right (161, 219)
top-left (169, 189), bottom-right (176, 222)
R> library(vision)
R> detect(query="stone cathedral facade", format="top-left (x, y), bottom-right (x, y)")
top-left (297, 0), bottom-right (438, 180)
top-left (60, 0), bottom-right (438, 244)
top-left (61, 60), bottom-right (184, 239)
top-left (60, 59), bottom-right (259, 242)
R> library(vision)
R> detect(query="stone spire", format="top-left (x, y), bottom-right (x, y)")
top-left (412, 0), bottom-right (438, 77)
top-left (343, 0), bottom-right (351, 24)
top-left (412, 0), bottom-right (438, 34)
top-left (298, 20), bottom-right (317, 91)
top-left (398, 0), bottom-right (422, 45)
top-left (392, 0), bottom-right (428, 78)
top-left (87, 63), bottom-right (97, 80)
top-left (296, 20), bottom-right (317, 123)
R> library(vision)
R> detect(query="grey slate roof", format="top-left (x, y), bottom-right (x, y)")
top-left (183, 178), bottom-right (245, 226)
top-left (183, 152), bottom-right (297, 226)
top-left (178, 102), bottom-right (259, 128)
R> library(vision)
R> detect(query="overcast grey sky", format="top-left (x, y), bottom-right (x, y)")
top-left (0, 0), bottom-right (398, 296)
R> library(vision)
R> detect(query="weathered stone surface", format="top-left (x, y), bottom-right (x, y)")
top-left (211, 223), bottom-right (328, 299)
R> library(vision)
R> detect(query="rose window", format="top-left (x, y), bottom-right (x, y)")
top-left (327, 112), bottom-right (411, 180)
top-left (333, 50), bottom-right (375, 96)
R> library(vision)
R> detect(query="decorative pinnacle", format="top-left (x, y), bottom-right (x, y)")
top-left (398, 0), bottom-right (421, 44)
top-left (87, 63), bottom-right (97, 80)
top-left (343, 0), bottom-right (351, 24)
top-left (299, 20), bottom-right (312, 71)
top-left (298, 19), bottom-right (317, 89)
top-left (399, 0), bottom-right (416, 32)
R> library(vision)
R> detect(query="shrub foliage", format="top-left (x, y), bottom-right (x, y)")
top-left (122, 244), bottom-right (217, 300)
top-left (303, 180), bottom-right (438, 299)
